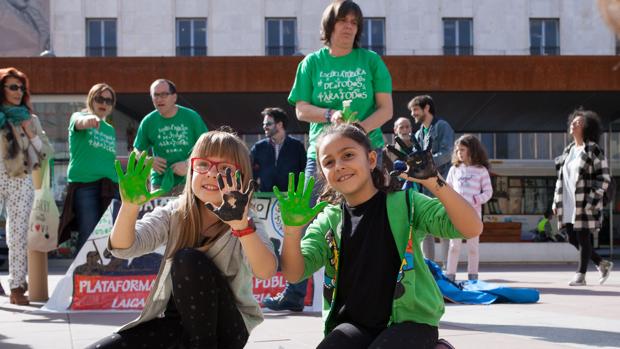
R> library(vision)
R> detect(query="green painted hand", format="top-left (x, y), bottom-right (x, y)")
top-left (273, 172), bottom-right (328, 227)
top-left (115, 152), bottom-right (166, 205)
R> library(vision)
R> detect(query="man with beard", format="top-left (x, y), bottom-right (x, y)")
top-left (409, 95), bottom-right (454, 265)
top-left (250, 107), bottom-right (306, 192)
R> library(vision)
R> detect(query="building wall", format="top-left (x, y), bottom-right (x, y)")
top-left (50, 0), bottom-right (616, 57)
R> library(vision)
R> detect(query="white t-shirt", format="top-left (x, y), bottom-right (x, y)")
top-left (562, 145), bottom-right (584, 224)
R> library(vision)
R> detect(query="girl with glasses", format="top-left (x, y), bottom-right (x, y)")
top-left (88, 130), bottom-right (277, 349)
top-left (0, 67), bottom-right (53, 304)
top-left (59, 83), bottom-right (121, 256)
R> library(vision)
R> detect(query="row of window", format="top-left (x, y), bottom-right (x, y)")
top-left (87, 17), bottom-right (588, 57)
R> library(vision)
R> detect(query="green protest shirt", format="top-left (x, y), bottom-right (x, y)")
top-left (133, 105), bottom-right (208, 187)
top-left (67, 112), bottom-right (118, 183)
top-left (288, 47), bottom-right (392, 159)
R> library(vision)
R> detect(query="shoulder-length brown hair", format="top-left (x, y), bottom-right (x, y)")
top-left (320, 0), bottom-right (364, 48)
top-left (451, 134), bottom-right (490, 169)
top-left (167, 130), bottom-right (253, 258)
top-left (85, 83), bottom-right (116, 116)
top-left (0, 67), bottom-right (32, 111)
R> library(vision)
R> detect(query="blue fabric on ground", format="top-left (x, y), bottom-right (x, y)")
top-left (424, 259), bottom-right (540, 305)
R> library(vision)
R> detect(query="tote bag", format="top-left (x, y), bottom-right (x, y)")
top-left (28, 159), bottom-right (59, 252)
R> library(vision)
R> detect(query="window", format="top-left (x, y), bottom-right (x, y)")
top-left (530, 19), bottom-right (559, 55)
top-left (360, 18), bottom-right (385, 55)
top-left (265, 18), bottom-right (296, 56)
top-left (443, 18), bottom-right (473, 55)
top-left (176, 18), bottom-right (207, 56)
top-left (86, 19), bottom-right (117, 57)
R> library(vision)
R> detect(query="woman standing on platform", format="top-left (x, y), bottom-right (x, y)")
top-left (59, 83), bottom-right (120, 255)
top-left (0, 67), bottom-right (52, 304)
top-left (264, 0), bottom-right (394, 313)
top-left (552, 108), bottom-right (613, 286)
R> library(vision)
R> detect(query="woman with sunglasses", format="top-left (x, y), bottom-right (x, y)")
top-left (88, 130), bottom-right (276, 349)
top-left (59, 83), bottom-right (121, 255)
top-left (0, 67), bottom-right (52, 304)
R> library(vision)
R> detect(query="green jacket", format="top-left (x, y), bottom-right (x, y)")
top-left (300, 189), bottom-right (463, 335)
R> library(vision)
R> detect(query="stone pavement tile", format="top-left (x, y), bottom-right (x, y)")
top-left (0, 301), bottom-right (72, 349)
top-left (69, 312), bottom-right (137, 348)
top-left (247, 312), bottom-right (323, 348)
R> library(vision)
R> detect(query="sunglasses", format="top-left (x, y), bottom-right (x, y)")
top-left (191, 158), bottom-right (239, 175)
top-left (262, 122), bottom-right (274, 127)
top-left (94, 95), bottom-right (114, 106)
top-left (3, 84), bottom-right (26, 92)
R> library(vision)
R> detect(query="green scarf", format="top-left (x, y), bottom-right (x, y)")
top-left (0, 105), bottom-right (31, 128)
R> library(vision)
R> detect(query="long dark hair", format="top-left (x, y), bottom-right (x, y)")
top-left (0, 67), bottom-right (32, 111)
top-left (320, 0), bottom-right (364, 49)
top-left (315, 123), bottom-right (395, 205)
top-left (451, 134), bottom-right (490, 169)
top-left (567, 108), bottom-right (602, 144)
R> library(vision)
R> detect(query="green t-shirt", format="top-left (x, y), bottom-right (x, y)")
top-left (288, 47), bottom-right (393, 159)
top-left (133, 105), bottom-right (208, 187)
top-left (67, 112), bottom-right (118, 183)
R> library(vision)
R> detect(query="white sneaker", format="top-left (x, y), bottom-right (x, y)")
top-left (568, 273), bottom-right (586, 286)
top-left (597, 260), bottom-right (613, 285)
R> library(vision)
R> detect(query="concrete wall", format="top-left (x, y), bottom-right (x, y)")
top-left (50, 0), bottom-right (617, 56)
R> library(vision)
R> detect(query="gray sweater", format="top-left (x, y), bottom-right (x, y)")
top-left (109, 200), bottom-right (275, 333)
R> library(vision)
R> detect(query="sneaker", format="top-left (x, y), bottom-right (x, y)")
top-left (468, 273), bottom-right (479, 281)
top-left (597, 260), bottom-right (613, 285)
top-left (568, 272), bottom-right (586, 286)
top-left (262, 293), bottom-right (304, 312)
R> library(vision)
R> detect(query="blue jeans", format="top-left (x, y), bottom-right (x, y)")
top-left (73, 183), bottom-right (120, 253)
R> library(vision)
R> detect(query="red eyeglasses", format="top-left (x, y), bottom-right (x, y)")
top-left (191, 157), bottom-right (239, 175)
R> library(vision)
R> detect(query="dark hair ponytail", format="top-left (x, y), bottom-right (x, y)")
top-left (315, 123), bottom-right (396, 205)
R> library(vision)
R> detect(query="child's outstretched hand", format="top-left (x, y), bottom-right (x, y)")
top-left (273, 172), bottom-right (328, 227)
top-left (386, 135), bottom-right (445, 187)
top-left (205, 168), bottom-right (257, 229)
top-left (115, 151), bottom-right (168, 205)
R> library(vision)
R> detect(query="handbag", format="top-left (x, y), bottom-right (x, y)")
top-left (28, 159), bottom-right (60, 252)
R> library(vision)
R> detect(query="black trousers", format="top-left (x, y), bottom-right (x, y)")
top-left (317, 321), bottom-right (438, 349)
top-left (565, 223), bottom-right (602, 274)
top-left (86, 248), bottom-right (249, 349)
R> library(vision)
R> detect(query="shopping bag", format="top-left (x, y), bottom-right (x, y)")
top-left (28, 160), bottom-right (59, 252)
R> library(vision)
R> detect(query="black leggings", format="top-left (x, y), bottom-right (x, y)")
top-left (317, 321), bottom-right (438, 349)
top-left (565, 224), bottom-right (602, 274)
top-left (86, 248), bottom-right (249, 349)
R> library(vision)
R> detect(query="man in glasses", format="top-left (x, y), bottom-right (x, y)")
top-left (250, 107), bottom-right (306, 193)
top-left (133, 79), bottom-right (208, 194)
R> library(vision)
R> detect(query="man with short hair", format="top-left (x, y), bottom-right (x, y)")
top-left (250, 107), bottom-right (306, 192)
top-left (383, 116), bottom-right (414, 173)
top-left (409, 95), bottom-right (454, 264)
top-left (133, 79), bottom-right (208, 193)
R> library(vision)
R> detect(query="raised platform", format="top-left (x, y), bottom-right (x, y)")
top-left (435, 242), bottom-right (578, 263)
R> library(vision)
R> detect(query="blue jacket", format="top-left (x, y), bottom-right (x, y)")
top-left (250, 135), bottom-right (307, 192)
top-left (414, 117), bottom-right (454, 196)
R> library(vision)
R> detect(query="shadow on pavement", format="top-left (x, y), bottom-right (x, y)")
top-left (441, 321), bottom-right (620, 347)
top-left (0, 334), bottom-right (32, 349)
top-left (536, 287), bottom-right (620, 297)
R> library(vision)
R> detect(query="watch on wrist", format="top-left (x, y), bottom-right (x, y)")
top-left (231, 218), bottom-right (256, 238)
top-left (324, 108), bottom-right (333, 123)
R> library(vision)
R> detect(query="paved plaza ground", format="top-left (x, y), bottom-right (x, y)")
top-left (1, 261), bottom-right (619, 349)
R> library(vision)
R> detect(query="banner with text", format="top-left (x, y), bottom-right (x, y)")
top-left (42, 194), bottom-right (323, 312)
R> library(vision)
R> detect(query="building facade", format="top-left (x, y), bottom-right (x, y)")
top-left (50, 0), bottom-right (617, 57)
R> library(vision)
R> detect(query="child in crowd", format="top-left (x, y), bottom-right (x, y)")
top-left (87, 130), bottom-right (277, 349)
top-left (445, 135), bottom-right (493, 282)
top-left (276, 124), bottom-right (482, 348)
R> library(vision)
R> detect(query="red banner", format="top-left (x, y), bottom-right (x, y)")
top-left (71, 275), bottom-right (157, 310)
top-left (253, 272), bottom-right (314, 307)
